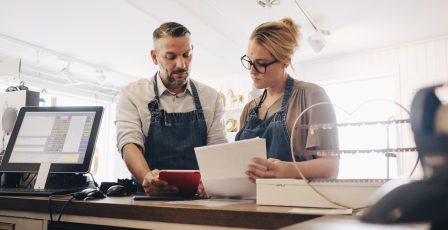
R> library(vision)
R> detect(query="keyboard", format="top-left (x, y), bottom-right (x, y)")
top-left (0, 187), bottom-right (87, 196)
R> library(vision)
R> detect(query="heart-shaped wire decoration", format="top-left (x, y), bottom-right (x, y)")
top-left (289, 99), bottom-right (418, 209)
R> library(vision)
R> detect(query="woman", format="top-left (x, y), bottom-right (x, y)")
top-left (236, 18), bottom-right (339, 181)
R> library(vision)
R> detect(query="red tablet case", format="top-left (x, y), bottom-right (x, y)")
top-left (158, 171), bottom-right (201, 198)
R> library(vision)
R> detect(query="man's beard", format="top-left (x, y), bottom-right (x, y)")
top-left (164, 68), bottom-right (189, 87)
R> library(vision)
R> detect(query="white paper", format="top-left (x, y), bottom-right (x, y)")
top-left (167, 198), bottom-right (255, 207)
top-left (194, 138), bottom-right (266, 199)
top-left (289, 207), bottom-right (353, 215)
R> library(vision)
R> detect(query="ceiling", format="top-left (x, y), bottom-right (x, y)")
top-left (0, 0), bottom-right (448, 98)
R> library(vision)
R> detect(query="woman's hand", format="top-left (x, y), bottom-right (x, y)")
top-left (246, 157), bottom-right (296, 183)
top-left (142, 169), bottom-right (178, 195)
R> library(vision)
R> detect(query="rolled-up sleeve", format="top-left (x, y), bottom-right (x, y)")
top-left (115, 87), bottom-right (146, 155)
top-left (305, 86), bottom-right (339, 151)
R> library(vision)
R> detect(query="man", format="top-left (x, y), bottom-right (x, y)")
top-left (115, 22), bottom-right (227, 196)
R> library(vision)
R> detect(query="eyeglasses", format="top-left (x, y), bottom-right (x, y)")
top-left (240, 55), bottom-right (278, 74)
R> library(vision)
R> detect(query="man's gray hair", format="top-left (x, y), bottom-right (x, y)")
top-left (153, 22), bottom-right (191, 41)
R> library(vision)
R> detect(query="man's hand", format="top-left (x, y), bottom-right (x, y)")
top-left (195, 181), bottom-right (208, 199)
top-left (142, 170), bottom-right (179, 195)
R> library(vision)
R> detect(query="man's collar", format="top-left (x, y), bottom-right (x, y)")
top-left (156, 72), bottom-right (192, 96)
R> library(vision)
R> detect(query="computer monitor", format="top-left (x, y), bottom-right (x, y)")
top-left (0, 106), bottom-right (103, 188)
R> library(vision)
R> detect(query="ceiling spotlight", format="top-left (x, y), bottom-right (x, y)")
top-left (256, 0), bottom-right (330, 53)
top-left (256, 0), bottom-right (280, 8)
top-left (308, 30), bottom-right (330, 53)
top-left (60, 66), bottom-right (70, 77)
top-left (293, 0), bottom-right (330, 53)
top-left (60, 61), bottom-right (76, 84)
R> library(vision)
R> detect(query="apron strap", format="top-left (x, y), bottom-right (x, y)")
top-left (253, 75), bottom-right (294, 115)
top-left (189, 80), bottom-right (204, 112)
top-left (279, 76), bottom-right (294, 112)
top-left (150, 73), bottom-right (204, 118)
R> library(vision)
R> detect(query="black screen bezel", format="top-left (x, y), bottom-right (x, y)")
top-left (0, 106), bottom-right (103, 173)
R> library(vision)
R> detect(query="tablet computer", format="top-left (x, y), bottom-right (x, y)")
top-left (158, 170), bottom-right (201, 198)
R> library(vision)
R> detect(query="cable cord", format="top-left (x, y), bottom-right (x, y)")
top-left (24, 174), bottom-right (37, 188)
top-left (20, 173), bottom-right (31, 184)
top-left (46, 172), bottom-right (98, 225)
top-left (290, 102), bottom-right (351, 209)
top-left (87, 172), bottom-right (99, 188)
top-left (48, 194), bottom-right (77, 224)
top-left (48, 196), bottom-right (53, 222)
top-left (58, 196), bottom-right (76, 222)
top-left (46, 172), bottom-right (99, 224)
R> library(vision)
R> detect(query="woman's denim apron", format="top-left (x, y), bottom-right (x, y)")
top-left (236, 76), bottom-right (297, 161)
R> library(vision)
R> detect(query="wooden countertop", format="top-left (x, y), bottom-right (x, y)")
top-left (0, 196), bottom-right (320, 229)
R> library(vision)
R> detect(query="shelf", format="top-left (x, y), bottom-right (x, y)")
top-left (301, 147), bottom-right (418, 156)
top-left (296, 119), bottom-right (410, 130)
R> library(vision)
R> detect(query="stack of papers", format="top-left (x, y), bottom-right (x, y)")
top-left (195, 138), bottom-right (266, 199)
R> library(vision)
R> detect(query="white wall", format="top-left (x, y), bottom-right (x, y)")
top-left (297, 36), bottom-right (448, 108)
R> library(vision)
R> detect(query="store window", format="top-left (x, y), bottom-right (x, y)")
top-left (320, 76), bottom-right (406, 179)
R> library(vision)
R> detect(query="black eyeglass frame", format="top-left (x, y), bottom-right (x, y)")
top-left (240, 55), bottom-right (278, 74)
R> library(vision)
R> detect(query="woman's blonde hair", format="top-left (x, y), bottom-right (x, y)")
top-left (250, 17), bottom-right (301, 65)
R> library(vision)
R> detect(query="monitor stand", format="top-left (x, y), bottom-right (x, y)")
top-left (34, 162), bottom-right (51, 190)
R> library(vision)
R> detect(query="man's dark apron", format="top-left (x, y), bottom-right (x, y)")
top-left (143, 76), bottom-right (207, 171)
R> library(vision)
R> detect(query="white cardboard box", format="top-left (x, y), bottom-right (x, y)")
top-left (256, 179), bottom-right (386, 209)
